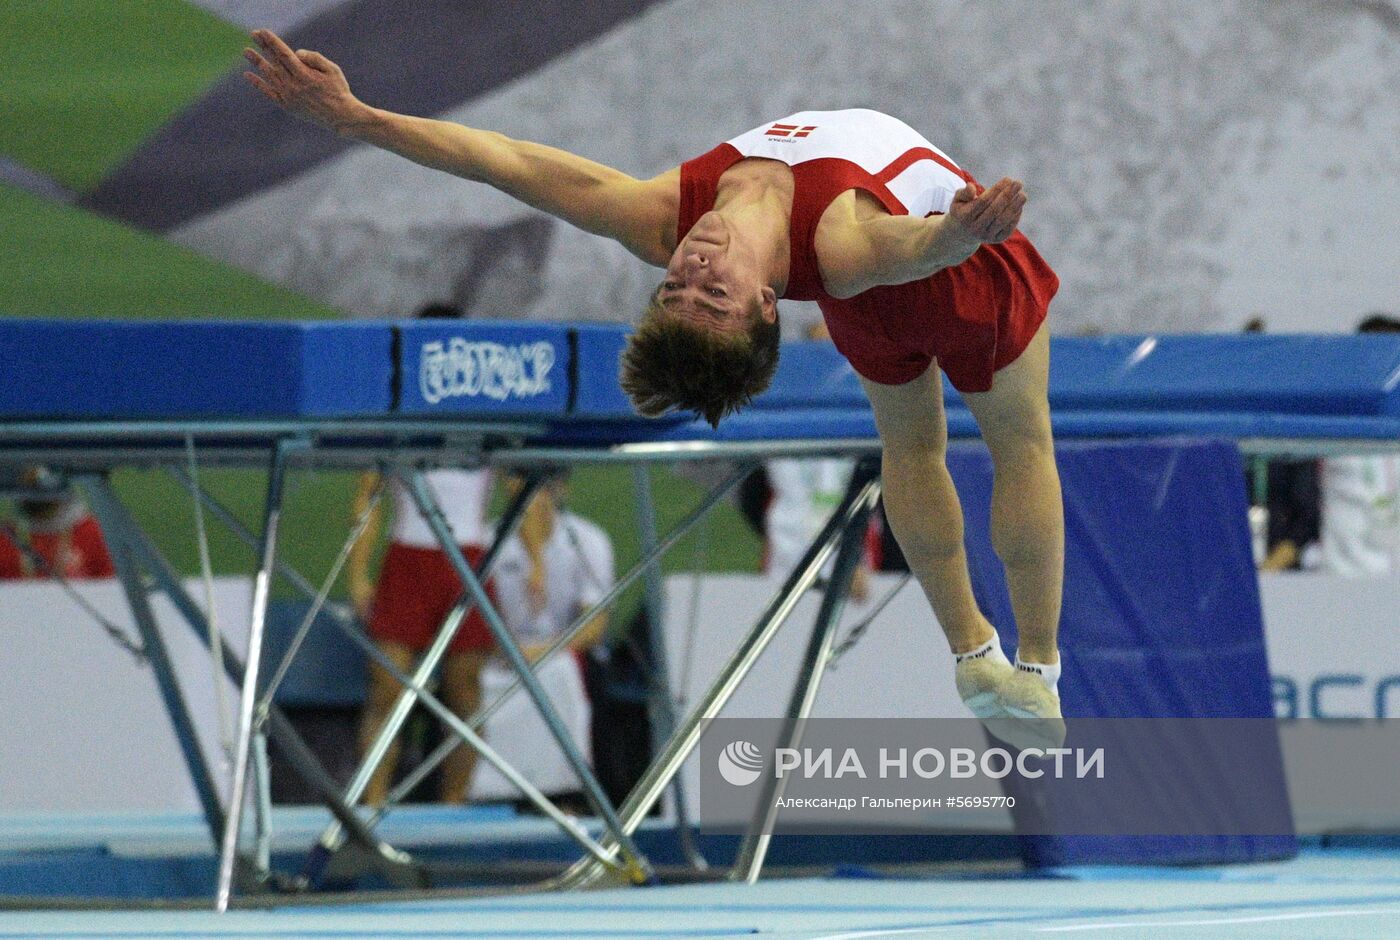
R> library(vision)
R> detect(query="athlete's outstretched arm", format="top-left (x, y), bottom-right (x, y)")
top-left (243, 29), bottom-right (675, 264)
top-left (820, 179), bottom-right (1026, 298)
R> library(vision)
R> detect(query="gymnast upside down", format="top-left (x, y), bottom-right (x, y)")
top-left (244, 29), bottom-right (1066, 749)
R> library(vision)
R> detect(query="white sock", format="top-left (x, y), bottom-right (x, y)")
top-left (954, 632), bottom-right (1011, 667)
top-left (1015, 653), bottom-right (1062, 697)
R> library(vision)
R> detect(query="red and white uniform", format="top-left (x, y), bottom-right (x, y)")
top-left (1319, 455), bottom-right (1400, 576)
top-left (0, 501), bottom-right (114, 581)
top-left (369, 470), bottom-right (496, 654)
top-left (679, 109), bottom-right (1059, 389)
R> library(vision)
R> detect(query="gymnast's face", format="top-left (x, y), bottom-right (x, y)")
top-left (658, 212), bottom-right (774, 334)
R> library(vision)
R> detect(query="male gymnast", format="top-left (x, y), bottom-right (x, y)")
top-left (243, 29), bottom-right (1065, 749)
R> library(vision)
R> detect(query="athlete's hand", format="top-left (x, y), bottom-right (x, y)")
top-left (948, 177), bottom-right (1026, 245)
top-left (243, 29), bottom-right (364, 133)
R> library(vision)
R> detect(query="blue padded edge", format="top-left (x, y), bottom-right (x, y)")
top-left (752, 340), bottom-right (868, 410)
top-left (0, 320), bottom-right (393, 418)
top-left (542, 407), bottom-right (878, 445)
top-left (1048, 410), bottom-right (1400, 440)
top-left (0, 321), bottom-right (115, 419)
top-left (540, 407), bottom-right (1400, 447)
top-left (1045, 334), bottom-right (1400, 416)
top-left (6, 321), bottom-right (1400, 430)
top-left (396, 319), bottom-right (571, 416)
top-left (748, 334), bottom-right (1400, 416)
top-left (300, 321), bottom-right (395, 417)
top-left (571, 323), bottom-right (634, 418)
top-left (567, 330), bottom-right (870, 418)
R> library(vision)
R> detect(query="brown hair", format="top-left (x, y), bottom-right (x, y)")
top-left (620, 292), bottom-right (781, 428)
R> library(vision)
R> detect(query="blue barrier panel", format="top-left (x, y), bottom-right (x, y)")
top-left (396, 320), bottom-right (571, 416)
top-left (949, 438), bottom-right (1296, 866)
top-left (0, 320), bottom-right (393, 418)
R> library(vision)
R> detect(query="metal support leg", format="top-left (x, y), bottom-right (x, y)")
top-left (325, 616), bottom-right (623, 870)
top-left (305, 471), bottom-right (545, 876)
top-left (731, 460), bottom-right (881, 882)
top-left (405, 469), bottom-right (655, 885)
top-left (631, 465), bottom-right (706, 871)
top-left (167, 465), bottom-right (365, 623)
top-left (252, 730), bottom-right (273, 878)
top-left (78, 475), bottom-right (225, 849)
top-left (167, 465), bottom-right (552, 882)
top-left (370, 466), bottom-right (750, 829)
top-left (558, 472), bottom-right (882, 889)
top-left (217, 438), bottom-right (298, 912)
top-left (89, 474), bottom-right (415, 880)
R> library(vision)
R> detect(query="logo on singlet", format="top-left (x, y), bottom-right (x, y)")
top-left (764, 123), bottom-right (817, 139)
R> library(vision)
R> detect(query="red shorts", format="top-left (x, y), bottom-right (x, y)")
top-left (368, 542), bottom-right (495, 654)
top-left (821, 230), bottom-right (1058, 391)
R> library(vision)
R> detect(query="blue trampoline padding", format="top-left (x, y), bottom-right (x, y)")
top-left (751, 340), bottom-right (868, 411)
top-left (4, 319), bottom-right (1399, 434)
top-left (0, 320), bottom-right (393, 418)
top-left (743, 334), bottom-right (1400, 416)
top-left (1048, 410), bottom-right (1400, 440)
top-left (564, 329), bottom-right (869, 417)
top-left (396, 319), bottom-right (572, 416)
top-left (571, 323), bottom-right (633, 418)
top-left (736, 334), bottom-right (1400, 416)
top-left (538, 407), bottom-right (1400, 448)
top-left (542, 407), bottom-right (878, 445)
top-left (1047, 334), bottom-right (1400, 416)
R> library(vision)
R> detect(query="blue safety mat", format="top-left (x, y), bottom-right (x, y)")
top-left (948, 438), bottom-right (1295, 866)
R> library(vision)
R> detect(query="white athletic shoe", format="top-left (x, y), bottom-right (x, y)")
top-left (955, 654), bottom-right (1015, 721)
top-left (956, 657), bottom-right (1067, 751)
top-left (996, 669), bottom-right (1067, 751)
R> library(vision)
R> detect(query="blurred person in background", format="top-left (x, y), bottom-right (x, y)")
top-left (493, 469), bottom-right (613, 669)
top-left (1317, 314), bottom-right (1400, 576)
top-left (0, 467), bottom-right (114, 580)
top-left (1242, 317), bottom-right (1323, 573)
top-left (472, 469), bottom-right (614, 804)
top-left (349, 303), bottom-right (496, 805)
top-left (1255, 458), bottom-right (1320, 572)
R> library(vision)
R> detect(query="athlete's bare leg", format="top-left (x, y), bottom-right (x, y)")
top-left (861, 365), bottom-right (995, 655)
top-left (357, 639), bottom-right (417, 806)
top-left (960, 324), bottom-right (1063, 665)
top-left (863, 324), bottom-right (1064, 747)
top-left (437, 648), bottom-right (488, 803)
